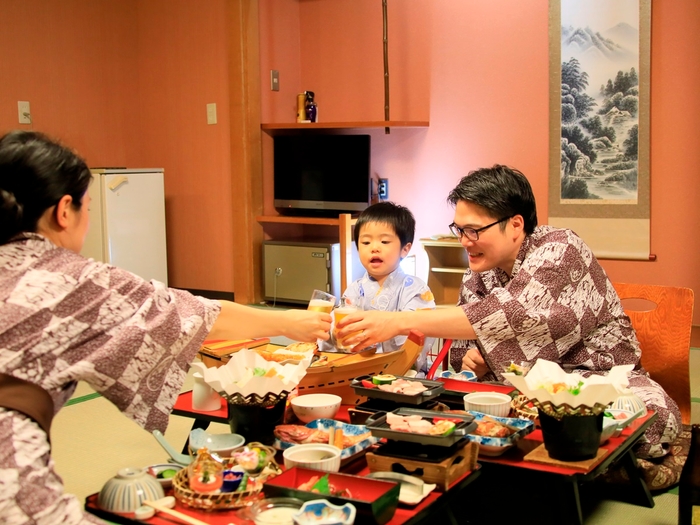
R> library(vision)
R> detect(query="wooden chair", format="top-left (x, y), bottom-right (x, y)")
top-left (613, 282), bottom-right (694, 425)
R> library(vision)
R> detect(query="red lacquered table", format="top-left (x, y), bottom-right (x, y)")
top-left (85, 398), bottom-right (481, 525)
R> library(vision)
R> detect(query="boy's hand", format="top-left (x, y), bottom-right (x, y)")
top-left (336, 310), bottom-right (399, 351)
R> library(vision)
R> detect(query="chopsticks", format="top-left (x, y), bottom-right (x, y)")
top-left (142, 500), bottom-right (210, 525)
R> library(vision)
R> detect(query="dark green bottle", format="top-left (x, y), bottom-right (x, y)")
top-left (679, 425), bottom-right (700, 524)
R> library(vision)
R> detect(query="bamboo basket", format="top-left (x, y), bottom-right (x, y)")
top-left (172, 445), bottom-right (280, 511)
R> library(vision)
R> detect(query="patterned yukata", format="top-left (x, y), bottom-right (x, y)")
top-left (333, 267), bottom-right (436, 375)
top-left (0, 233), bottom-right (220, 524)
top-left (449, 226), bottom-right (680, 459)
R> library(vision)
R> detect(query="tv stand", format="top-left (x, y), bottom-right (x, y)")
top-left (256, 214), bottom-right (357, 293)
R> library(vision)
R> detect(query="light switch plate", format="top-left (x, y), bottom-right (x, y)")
top-left (271, 70), bottom-right (280, 91)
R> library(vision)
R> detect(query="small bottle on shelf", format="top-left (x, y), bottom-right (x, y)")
top-left (305, 91), bottom-right (317, 123)
top-left (679, 424), bottom-right (700, 525)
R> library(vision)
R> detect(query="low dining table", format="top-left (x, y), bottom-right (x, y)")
top-left (86, 383), bottom-right (658, 525)
top-left (85, 401), bottom-right (481, 525)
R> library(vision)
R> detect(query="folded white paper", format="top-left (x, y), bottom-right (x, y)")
top-left (190, 348), bottom-right (312, 398)
top-left (503, 358), bottom-right (633, 411)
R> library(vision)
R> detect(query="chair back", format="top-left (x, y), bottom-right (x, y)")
top-left (613, 282), bottom-right (694, 425)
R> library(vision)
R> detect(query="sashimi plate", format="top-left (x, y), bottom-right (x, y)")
top-left (275, 419), bottom-right (379, 465)
top-left (466, 411), bottom-right (535, 456)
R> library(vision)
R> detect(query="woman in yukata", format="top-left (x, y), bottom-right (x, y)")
top-left (0, 130), bottom-right (331, 524)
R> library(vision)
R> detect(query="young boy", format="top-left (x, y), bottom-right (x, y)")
top-left (327, 201), bottom-right (436, 376)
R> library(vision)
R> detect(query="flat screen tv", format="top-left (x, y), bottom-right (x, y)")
top-left (273, 134), bottom-right (371, 216)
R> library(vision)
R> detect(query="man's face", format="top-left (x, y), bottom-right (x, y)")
top-left (452, 200), bottom-right (521, 275)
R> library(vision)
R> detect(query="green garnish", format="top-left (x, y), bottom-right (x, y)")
top-left (312, 473), bottom-right (330, 494)
top-left (158, 469), bottom-right (177, 479)
top-left (253, 367), bottom-right (266, 376)
top-left (604, 411), bottom-right (614, 418)
top-left (568, 381), bottom-right (585, 395)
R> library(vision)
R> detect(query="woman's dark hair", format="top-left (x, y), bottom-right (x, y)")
top-left (353, 201), bottom-right (416, 248)
top-left (0, 131), bottom-right (92, 244)
top-left (447, 164), bottom-right (538, 234)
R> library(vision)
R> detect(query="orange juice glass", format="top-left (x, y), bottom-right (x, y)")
top-left (333, 303), bottom-right (362, 351)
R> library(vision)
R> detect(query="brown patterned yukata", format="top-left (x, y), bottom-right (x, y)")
top-left (0, 233), bottom-right (220, 524)
top-left (450, 225), bottom-right (681, 459)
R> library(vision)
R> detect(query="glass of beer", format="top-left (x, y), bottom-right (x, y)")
top-left (333, 300), bottom-right (362, 351)
top-left (308, 289), bottom-right (336, 313)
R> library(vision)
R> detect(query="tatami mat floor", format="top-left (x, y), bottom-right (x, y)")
top-left (55, 351), bottom-right (700, 524)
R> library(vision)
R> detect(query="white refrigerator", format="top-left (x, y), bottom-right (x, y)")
top-left (81, 168), bottom-right (168, 285)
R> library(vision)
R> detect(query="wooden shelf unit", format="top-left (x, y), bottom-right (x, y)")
top-left (261, 121), bottom-right (429, 133)
top-left (256, 214), bottom-right (358, 293)
top-left (420, 238), bottom-right (468, 306)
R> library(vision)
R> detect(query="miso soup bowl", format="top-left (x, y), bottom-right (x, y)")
top-left (463, 392), bottom-right (513, 418)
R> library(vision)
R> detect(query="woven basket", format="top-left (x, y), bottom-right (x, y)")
top-left (172, 446), bottom-right (281, 511)
top-left (221, 391), bottom-right (289, 408)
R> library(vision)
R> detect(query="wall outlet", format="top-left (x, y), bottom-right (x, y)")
top-left (18, 101), bottom-right (31, 124)
top-left (206, 103), bottom-right (217, 125)
top-left (378, 178), bottom-right (389, 200)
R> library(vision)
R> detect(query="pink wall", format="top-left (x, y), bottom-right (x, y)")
top-left (0, 0), bottom-right (138, 164)
top-left (260, 0), bottom-right (700, 324)
top-left (3, 1), bottom-right (698, 321)
top-left (131, 0), bottom-right (233, 291)
top-left (0, 0), bottom-right (233, 292)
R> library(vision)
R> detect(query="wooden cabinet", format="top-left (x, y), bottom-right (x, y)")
top-left (420, 238), bottom-right (468, 307)
top-left (256, 214), bottom-right (357, 294)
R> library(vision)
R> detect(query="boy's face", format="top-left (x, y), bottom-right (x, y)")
top-left (357, 221), bottom-right (411, 286)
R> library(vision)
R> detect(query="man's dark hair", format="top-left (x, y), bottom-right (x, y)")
top-left (353, 201), bottom-right (416, 248)
top-left (447, 164), bottom-right (538, 234)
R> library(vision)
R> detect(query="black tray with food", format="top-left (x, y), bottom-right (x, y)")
top-left (364, 407), bottom-right (476, 447)
top-left (349, 398), bottom-right (439, 425)
top-left (350, 374), bottom-right (445, 405)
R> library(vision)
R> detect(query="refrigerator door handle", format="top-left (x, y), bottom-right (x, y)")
top-left (108, 175), bottom-right (129, 191)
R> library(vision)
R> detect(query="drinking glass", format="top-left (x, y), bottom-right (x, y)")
top-left (307, 289), bottom-right (336, 313)
top-left (333, 300), bottom-right (362, 351)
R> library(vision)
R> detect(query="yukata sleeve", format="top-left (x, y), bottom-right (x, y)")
top-left (384, 276), bottom-right (436, 358)
top-left (58, 263), bottom-right (220, 433)
top-left (461, 234), bottom-right (605, 375)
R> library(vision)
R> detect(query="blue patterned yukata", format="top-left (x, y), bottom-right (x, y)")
top-left (330, 267), bottom-right (436, 375)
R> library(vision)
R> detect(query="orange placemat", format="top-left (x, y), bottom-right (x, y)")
top-left (523, 444), bottom-right (608, 471)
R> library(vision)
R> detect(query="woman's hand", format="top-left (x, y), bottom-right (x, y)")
top-left (336, 310), bottom-right (401, 351)
top-left (461, 348), bottom-right (489, 378)
top-left (282, 309), bottom-right (332, 342)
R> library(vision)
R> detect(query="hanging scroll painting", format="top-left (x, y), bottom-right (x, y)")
top-left (548, 0), bottom-right (651, 260)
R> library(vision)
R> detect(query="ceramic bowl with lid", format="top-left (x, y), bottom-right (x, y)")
top-left (98, 467), bottom-right (165, 513)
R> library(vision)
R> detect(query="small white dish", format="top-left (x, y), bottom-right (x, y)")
top-left (604, 408), bottom-right (639, 437)
top-left (463, 392), bottom-right (512, 417)
top-left (283, 443), bottom-right (342, 472)
top-left (365, 472), bottom-right (435, 506)
top-left (189, 428), bottom-right (245, 457)
top-left (146, 463), bottom-right (183, 489)
top-left (293, 499), bottom-right (356, 525)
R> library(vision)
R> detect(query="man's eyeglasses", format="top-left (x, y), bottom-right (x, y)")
top-left (448, 216), bottom-right (513, 241)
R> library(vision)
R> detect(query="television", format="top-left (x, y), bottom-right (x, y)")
top-left (273, 134), bottom-right (371, 216)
